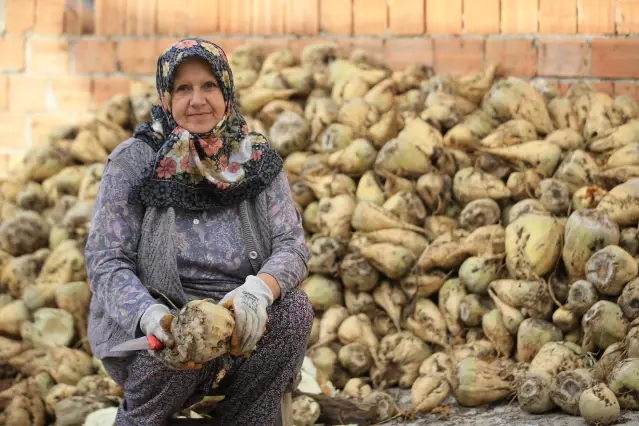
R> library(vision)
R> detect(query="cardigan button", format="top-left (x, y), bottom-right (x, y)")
top-left (248, 250), bottom-right (258, 260)
top-left (193, 219), bottom-right (199, 225)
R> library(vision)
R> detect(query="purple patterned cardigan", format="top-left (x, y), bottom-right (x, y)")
top-left (85, 138), bottom-right (310, 359)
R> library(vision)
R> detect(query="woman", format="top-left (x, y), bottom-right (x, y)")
top-left (85, 37), bottom-right (313, 426)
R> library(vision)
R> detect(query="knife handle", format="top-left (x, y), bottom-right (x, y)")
top-left (147, 335), bottom-right (164, 351)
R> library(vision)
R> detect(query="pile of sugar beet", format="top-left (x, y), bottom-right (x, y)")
top-left (2, 41), bottom-right (639, 426)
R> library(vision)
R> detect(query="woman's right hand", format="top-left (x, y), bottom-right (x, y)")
top-left (140, 304), bottom-right (204, 370)
top-left (139, 304), bottom-right (176, 349)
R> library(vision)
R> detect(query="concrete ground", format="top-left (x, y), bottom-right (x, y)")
top-left (377, 389), bottom-right (639, 426)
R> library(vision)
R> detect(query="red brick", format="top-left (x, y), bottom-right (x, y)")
top-left (0, 113), bottom-right (27, 150)
top-left (353, 0), bottom-right (388, 35)
top-left (351, 38), bottom-right (385, 64)
top-left (51, 78), bottom-right (93, 112)
top-left (539, 0), bottom-right (577, 34)
top-left (64, 5), bottom-right (81, 34)
top-left (537, 38), bottom-right (590, 77)
top-left (95, 0), bottom-right (127, 35)
top-left (593, 81), bottom-right (614, 95)
top-left (251, 0), bottom-right (285, 35)
top-left (93, 77), bottom-right (132, 108)
top-left (618, 0), bottom-right (639, 34)
top-left (485, 38), bottom-right (536, 77)
top-left (8, 76), bottom-right (49, 113)
top-left (156, 0), bottom-right (188, 36)
top-left (501, 0), bottom-right (538, 33)
top-left (426, 0), bottom-right (462, 34)
top-left (384, 38), bottom-right (433, 71)
top-left (389, 0), bottom-right (424, 35)
top-left (116, 39), bottom-right (158, 75)
top-left (75, 39), bottom-right (117, 74)
top-left (0, 76), bottom-right (8, 110)
top-left (154, 37), bottom-right (182, 58)
top-left (463, 0), bottom-right (500, 34)
top-left (577, 0), bottom-right (615, 34)
top-left (285, 0), bottom-right (320, 35)
top-left (34, 0), bottom-right (65, 34)
top-left (63, 0), bottom-right (90, 34)
top-left (558, 82), bottom-right (571, 96)
top-left (591, 39), bottom-right (639, 79)
top-left (125, 0), bottom-right (157, 35)
top-left (219, 0), bottom-right (252, 34)
top-left (614, 82), bottom-right (639, 100)
top-left (320, 0), bottom-right (353, 34)
top-left (433, 38), bottom-right (484, 75)
top-left (6, 0), bottom-right (36, 34)
top-left (0, 38), bottom-right (26, 71)
top-left (29, 38), bottom-right (70, 75)
top-left (187, 0), bottom-right (219, 34)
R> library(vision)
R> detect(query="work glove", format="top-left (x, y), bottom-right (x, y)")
top-left (219, 275), bottom-right (274, 354)
top-left (139, 304), bottom-right (176, 349)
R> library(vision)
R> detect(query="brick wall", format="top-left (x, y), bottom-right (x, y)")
top-left (2, 0), bottom-right (639, 171)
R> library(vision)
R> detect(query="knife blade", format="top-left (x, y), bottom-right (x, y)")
top-left (111, 335), bottom-right (164, 352)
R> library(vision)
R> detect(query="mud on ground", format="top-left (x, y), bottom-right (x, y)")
top-left (377, 389), bottom-right (639, 426)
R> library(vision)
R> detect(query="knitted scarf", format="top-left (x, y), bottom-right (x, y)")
top-left (130, 37), bottom-right (283, 210)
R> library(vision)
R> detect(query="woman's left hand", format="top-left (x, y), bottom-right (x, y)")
top-left (219, 275), bottom-right (274, 353)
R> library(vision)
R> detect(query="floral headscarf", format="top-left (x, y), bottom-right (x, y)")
top-left (130, 38), bottom-right (283, 210)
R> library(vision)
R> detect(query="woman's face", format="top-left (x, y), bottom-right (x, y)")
top-left (170, 57), bottom-right (226, 134)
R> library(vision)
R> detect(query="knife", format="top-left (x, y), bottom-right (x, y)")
top-left (111, 335), bottom-right (164, 352)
